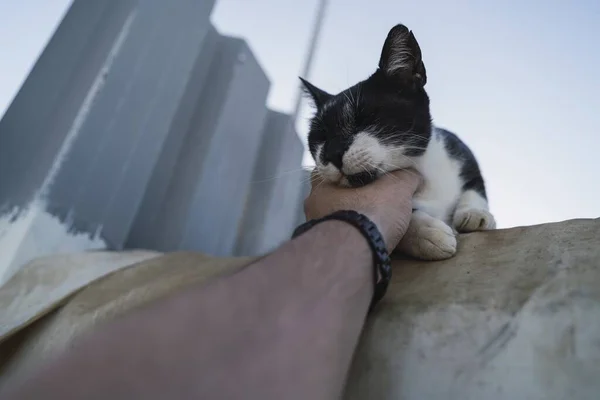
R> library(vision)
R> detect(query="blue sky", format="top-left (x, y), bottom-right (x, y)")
top-left (2, 0), bottom-right (599, 229)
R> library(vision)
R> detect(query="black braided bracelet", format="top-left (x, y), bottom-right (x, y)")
top-left (292, 210), bottom-right (392, 312)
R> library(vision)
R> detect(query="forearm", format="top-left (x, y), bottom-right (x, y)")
top-left (2, 221), bottom-right (374, 400)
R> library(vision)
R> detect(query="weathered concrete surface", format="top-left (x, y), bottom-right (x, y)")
top-left (1, 218), bottom-right (599, 399)
top-left (346, 217), bottom-right (600, 400)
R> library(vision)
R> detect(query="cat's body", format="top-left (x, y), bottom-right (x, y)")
top-left (402, 127), bottom-right (495, 259)
top-left (301, 24), bottom-right (495, 260)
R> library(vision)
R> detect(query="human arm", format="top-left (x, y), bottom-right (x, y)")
top-left (0, 170), bottom-right (420, 400)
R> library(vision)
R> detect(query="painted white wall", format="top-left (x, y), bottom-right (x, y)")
top-left (0, 202), bottom-right (107, 286)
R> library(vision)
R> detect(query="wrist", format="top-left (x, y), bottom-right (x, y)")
top-left (286, 219), bottom-right (374, 305)
top-left (292, 219), bottom-right (373, 277)
top-left (305, 220), bottom-right (373, 266)
top-left (293, 211), bottom-right (393, 311)
top-left (358, 211), bottom-right (395, 252)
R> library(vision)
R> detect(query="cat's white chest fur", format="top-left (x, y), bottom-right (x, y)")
top-left (397, 128), bottom-right (496, 261)
top-left (412, 130), bottom-right (463, 223)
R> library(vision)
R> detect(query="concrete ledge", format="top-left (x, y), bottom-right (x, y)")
top-left (2, 218), bottom-right (599, 398)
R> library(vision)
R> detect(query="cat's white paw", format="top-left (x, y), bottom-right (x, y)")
top-left (397, 211), bottom-right (457, 261)
top-left (453, 208), bottom-right (496, 233)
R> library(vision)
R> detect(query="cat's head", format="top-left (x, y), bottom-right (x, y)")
top-left (302, 24), bottom-right (432, 187)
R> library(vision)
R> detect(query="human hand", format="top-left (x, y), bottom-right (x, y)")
top-left (303, 170), bottom-right (421, 252)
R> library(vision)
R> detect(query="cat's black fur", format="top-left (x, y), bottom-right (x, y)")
top-left (439, 128), bottom-right (487, 199)
top-left (299, 23), bottom-right (494, 259)
top-left (300, 24), bottom-right (487, 200)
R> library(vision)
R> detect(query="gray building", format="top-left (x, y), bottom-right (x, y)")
top-left (0, 0), bottom-right (307, 284)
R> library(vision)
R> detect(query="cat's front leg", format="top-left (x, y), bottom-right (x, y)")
top-left (452, 190), bottom-right (496, 233)
top-left (396, 210), bottom-right (457, 260)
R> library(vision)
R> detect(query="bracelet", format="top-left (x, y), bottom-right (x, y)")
top-left (292, 210), bottom-right (392, 312)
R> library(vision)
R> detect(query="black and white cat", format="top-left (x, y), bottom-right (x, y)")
top-left (301, 24), bottom-right (496, 261)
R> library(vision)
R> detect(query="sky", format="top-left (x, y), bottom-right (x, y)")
top-left (1, 0), bottom-right (599, 229)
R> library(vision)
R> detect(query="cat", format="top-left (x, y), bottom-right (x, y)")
top-left (300, 23), bottom-right (496, 261)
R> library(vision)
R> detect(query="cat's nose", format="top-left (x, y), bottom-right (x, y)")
top-left (323, 138), bottom-right (349, 169)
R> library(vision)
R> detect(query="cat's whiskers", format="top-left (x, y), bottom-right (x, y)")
top-left (304, 167), bottom-right (318, 182)
top-left (368, 160), bottom-right (421, 182)
top-left (359, 163), bottom-right (376, 178)
top-left (386, 151), bottom-right (420, 170)
top-left (306, 166), bottom-right (331, 191)
top-left (383, 132), bottom-right (428, 147)
top-left (302, 170), bottom-right (325, 190)
top-left (384, 163), bottom-right (420, 178)
top-left (381, 135), bottom-right (429, 152)
top-left (355, 147), bottom-right (419, 178)
top-left (403, 146), bottom-right (428, 151)
top-left (312, 174), bottom-right (327, 191)
top-left (364, 161), bottom-right (410, 185)
top-left (381, 158), bottom-right (422, 180)
top-left (382, 138), bottom-right (428, 152)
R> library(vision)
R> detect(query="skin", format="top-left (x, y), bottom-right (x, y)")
top-left (0, 170), bottom-right (420, 400)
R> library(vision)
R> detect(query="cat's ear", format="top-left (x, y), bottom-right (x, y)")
top-left (299, 77), bottom-right (332, 110)
top-left (378, 24), bottom-right (427, 86)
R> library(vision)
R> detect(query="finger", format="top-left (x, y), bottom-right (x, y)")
top-left (374, 168), bottom-right (422, 194)
top-left (389, 168), bottom-right (422, 185)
